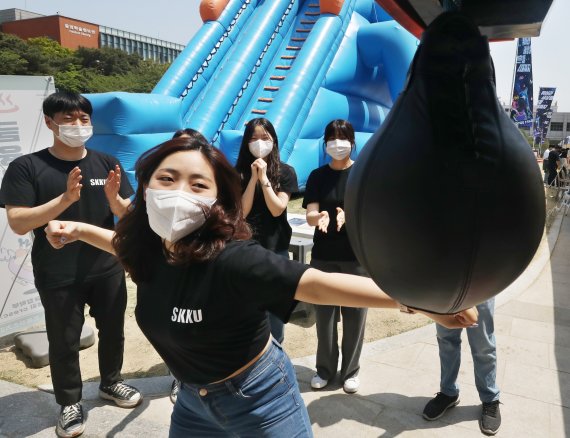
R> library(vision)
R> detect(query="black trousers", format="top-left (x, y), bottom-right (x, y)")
top-left (37, 270), bottom-right (127, 406)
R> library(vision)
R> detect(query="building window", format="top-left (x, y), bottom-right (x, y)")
top-left (566, 122), bottom-right (570, 131)
top-left (550, 122), bottom-right (563, 131)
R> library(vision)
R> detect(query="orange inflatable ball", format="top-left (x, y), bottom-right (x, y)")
top-left (345, 12), bottom-right (545, 314)
top-left (320, 0), bottom-right (344, 15)
top-left (200, 0), bottom-right (230, 22)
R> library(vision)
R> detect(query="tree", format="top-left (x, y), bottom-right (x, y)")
top-left (0, 32), bottom-right (171, 93)
top-left (0, 50), bottom-right (29, 74)
top-left (75, 47), bottom-right (141, 76)
top-left (54, 65), bottom-right (84, 94)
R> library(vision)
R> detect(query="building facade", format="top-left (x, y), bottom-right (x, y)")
top-left (547, 110), bottom-right (570, 146)
top-left (0, 8), bottom-right (184, 63)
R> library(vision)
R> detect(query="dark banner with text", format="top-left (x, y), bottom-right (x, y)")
top-left (533, 87), bottom-right (556, 143)
top-left (510, 38), bottom-right (534, 128)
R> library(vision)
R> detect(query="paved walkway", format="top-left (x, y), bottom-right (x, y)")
top-left (1, 211), bottom-right (569, 437)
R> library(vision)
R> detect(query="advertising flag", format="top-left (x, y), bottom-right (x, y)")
top-left (541, 109), bottom-right (554, 141)
top-left (533, 87), bottom-right (556, 144)
top-left (510, 38), bottom-right (534, 128)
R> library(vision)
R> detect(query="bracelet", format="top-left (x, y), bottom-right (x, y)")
top-left (262, 181), bottom-right (271, 188)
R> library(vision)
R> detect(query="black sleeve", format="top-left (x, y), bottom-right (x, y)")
top-left (221, 241), bottom-right (310, 321)
top-left (302, 168), bottom-right (320, 208)
top-left (278, 163), bottom-right (298, 195)
top-left (0, 157), bottom-right (36, 208)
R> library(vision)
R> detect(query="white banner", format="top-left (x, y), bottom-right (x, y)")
top-left (0, 75), bottom-right (56, 337)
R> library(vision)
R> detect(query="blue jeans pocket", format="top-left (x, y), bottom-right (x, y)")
top-left (237, 359), bottom-right (290, 399)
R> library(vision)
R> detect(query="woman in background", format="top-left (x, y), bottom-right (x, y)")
top-left (303, 119), bottom-right (367, 394)
top-left (235, 118), bottom-right (298, 344)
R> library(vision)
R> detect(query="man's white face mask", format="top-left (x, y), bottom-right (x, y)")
top-left (248, 140), bottom-right (274, 159)
top-left (53, 121), bottom-right (93, 147)
top-left (145, 188), bottom-right (217, 243)
top-left (326, 139), bottom-right (352, 160)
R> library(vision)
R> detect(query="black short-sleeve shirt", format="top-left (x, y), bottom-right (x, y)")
top-left (302, 164), bottom-right (356, 261)
top-left (135, 240), bottom-right (309, 384)
top-left (244, 162), bottom-right (298, 252)
top-left (547, 150), bottom-right (560, 174)
top-left (0, 148), bottom-right (133, 289)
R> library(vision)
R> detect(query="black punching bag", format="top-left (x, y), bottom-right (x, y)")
top-left (345, 12), bottom-right (545, 314)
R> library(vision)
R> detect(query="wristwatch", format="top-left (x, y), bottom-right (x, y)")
top-left (399, 303), bottom-right (415, 314)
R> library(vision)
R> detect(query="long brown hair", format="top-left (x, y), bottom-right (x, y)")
top-left (235, 118), bottom-right (281, 190)
top-left (113, 137), bottom-right (251, 283)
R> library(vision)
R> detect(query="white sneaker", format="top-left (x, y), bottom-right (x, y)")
top-left (310, 374), bottom-right (329, 389)
top-left (343, 376), bottom-right (360, 394)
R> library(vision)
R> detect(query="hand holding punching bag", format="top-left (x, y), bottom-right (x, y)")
top-left (345, 12), bottom-right (545, 314)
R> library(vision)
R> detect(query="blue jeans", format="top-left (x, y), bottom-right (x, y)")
top-left (436, 299), bottom-right (500, 403)
top-left (169, 339), bottom-right (313, 437)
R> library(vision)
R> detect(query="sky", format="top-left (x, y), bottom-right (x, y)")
top-left (6, 0), bottom-right (570, 111)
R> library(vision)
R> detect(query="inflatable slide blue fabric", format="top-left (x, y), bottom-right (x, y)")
top-left (86, 0), bottom-right (417, 190)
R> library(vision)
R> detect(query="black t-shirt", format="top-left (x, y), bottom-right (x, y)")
top-left (243, 162), bottom-right (298, 252)
top-left (548, 150), bottom-right (560, 174)
top-left (302, 164), bottom-right (356, 261)
top-left (135, 240), bottom-right (309, 384)
top-left (0, 148), bottom-right (133, 290)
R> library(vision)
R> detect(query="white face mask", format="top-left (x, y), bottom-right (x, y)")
top-left (326, 139), bottom-right (352, 161)
top-left (248, 139), bottom-right (273, 158)
top-left (145, 188), bottom-right (216, 243)
top-left (53, 122), bottom-right (93, 147)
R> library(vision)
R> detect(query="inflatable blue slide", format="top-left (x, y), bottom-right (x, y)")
top-left (86, 0), bottom-right (417, 189)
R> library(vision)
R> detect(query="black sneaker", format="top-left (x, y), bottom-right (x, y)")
top-left (170, 380), bottom-right (180, 404)
top-left (480, 400), bottom-right (501, 435)
top-left (99, 381), bottom-right (143, 408)
top-left (56, 403), bottom-right (85, 438)
top-left (422, 392), bottom-right (460, 421)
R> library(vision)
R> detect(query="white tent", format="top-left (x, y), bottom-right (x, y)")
top-left (0, 75), bottom-right (55, 337)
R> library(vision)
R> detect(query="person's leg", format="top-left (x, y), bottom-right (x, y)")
top-left (423, 324), bottom-right (463, 420)
top-left (339, 307), bottom-right (367, 379)
top-left (337, 262), bottom-right (368, 384)
top-left (314, 304), bottom-right (340, 381)
top-left (86, 271), bottom-right (141, 408)
top-left (266, 249), bottom-right (290, 344)
top-left (37, 285), bottom-right (86, 406)
top-left (310, 259), bottom-right (340, 382)
top-left (467, 299), bottom-right (501, 435)
top-left (85, 271), bottom-right (127, 387)
top-left (436, 324), bottom-right (463, 397)
top-left (233, 340), bottom-right (313, 436)
top-left (467, 299), bottom-right (500, 403)
top-left (169, 383), bottom-right (227, 437)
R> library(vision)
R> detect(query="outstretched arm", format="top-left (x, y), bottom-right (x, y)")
top-left (295, 268), bottom-right (478, 329)
top-left (45, 220), bottom-right (116, 255)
